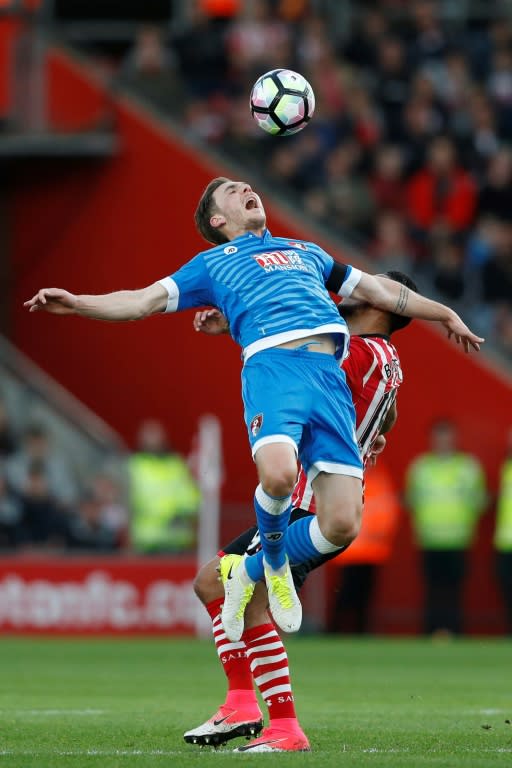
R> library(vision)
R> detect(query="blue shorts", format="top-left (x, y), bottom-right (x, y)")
top-left (241, 346), bottom-right (363, 481)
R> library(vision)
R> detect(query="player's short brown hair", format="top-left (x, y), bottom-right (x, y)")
top-left (194, 177), bottom-right (231, 245)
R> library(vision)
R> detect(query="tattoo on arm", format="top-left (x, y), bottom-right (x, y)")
top-left (394, 286), bottom-right (409, 315)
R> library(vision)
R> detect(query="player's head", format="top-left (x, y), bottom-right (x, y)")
top-left (194, 177), bottom-right (266, 245)
top-left (339, 269), bottom-right (418, 335)
top-left (430, 418), bottom-right (457, 454)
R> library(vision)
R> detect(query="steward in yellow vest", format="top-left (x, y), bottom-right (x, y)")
top-left (128, 421), bottom-right (200, 553)
top-left (405, 420), bottom-right (486, 635)
top-left (406, 450), bottom-right (486, 550)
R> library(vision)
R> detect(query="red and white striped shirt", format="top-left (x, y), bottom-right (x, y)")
top-left (293, 334), bottom-right (403, 513)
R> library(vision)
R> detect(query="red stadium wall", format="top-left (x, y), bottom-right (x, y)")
top-left (9, 50), bottom-right (512, 634)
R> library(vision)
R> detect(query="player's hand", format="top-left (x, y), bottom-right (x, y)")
top-left (442, 313), bottom-right (484, 353)
top-left (368, 434), bottom-right (386, 466)
top-left (24, 288), bottom-right (78, 315)
top-left (193, 308), bottom-right (229, 335)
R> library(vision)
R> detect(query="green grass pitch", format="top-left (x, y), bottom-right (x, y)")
top-left (0, 636), bottom-right (510, 767)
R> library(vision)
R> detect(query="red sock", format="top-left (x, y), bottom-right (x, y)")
top-left (243, 623), bottom-right (298, 723)
top-left (206, 598), bottom-right (257, 709)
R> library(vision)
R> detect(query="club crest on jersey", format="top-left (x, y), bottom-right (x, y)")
top-left (253, 249), bottom-right (308, 273)
top-left (224, 245), bottom-right (238, 255)
top-left (287, 241), bottom-right (308, 251)
top-left (250, 413), bottom-right (263, 436)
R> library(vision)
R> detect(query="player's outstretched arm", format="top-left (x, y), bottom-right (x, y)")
top-left (24, 282), bottom-right (168, 321)
top-left (353, 274), bottom-right (484, 352)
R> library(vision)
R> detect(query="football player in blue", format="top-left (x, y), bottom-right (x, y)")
top-left (25, 177), bottom-right (484, 642)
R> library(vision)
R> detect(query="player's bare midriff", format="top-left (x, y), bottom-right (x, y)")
top-left (277, 333), bottom-right (336, 355)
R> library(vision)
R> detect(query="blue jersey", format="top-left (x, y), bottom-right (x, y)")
top-left (158, 230), bottom-right (361, 361)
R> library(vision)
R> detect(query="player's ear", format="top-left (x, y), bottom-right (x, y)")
top-left (210, 213), bottom-right (226, 230)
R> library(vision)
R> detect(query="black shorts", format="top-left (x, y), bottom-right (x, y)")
top-left (220, 508), bottom-right (341, 590)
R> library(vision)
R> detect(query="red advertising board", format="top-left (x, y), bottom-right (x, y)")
top-left (0, 557), bottom-right (198, 635)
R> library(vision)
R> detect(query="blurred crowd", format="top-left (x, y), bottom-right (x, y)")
top-left (85, 0), bottom-right (512, 356)
top-left (0, 397), bottom-right (201, 555)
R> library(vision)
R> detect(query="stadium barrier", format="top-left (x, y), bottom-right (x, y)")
top-left (0, 557), bottom-right (198, 635)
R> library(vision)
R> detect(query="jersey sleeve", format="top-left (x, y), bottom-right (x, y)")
top-left (316, 246), bottom-right (362, 297)
top-left (157, 253), bottom-right (214, 313)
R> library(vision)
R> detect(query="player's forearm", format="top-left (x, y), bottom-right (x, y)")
top-left (380, 402), bottom-right (397, 435)
top-left (356, 274), bottom-right (453, 323)
top-left (75, 283), bottom-right (168, 321)
top-left (75, 291), bottom-right (148, 321)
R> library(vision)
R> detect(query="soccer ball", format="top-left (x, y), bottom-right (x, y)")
top-left (250, 69), bottom-right (315, 137)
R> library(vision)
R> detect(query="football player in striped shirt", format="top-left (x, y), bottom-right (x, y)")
top-left (183, 271), bottom-right (416, 752)
top-left (24, 178), bottom-right (482, 645)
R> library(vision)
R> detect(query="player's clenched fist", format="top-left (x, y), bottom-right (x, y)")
top-left (24, 288), bottom-right (78, 315)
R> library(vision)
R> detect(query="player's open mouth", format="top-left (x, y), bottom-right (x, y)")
top-left (245, 197), bottom-right (258, 210)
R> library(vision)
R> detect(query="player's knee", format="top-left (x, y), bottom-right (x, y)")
top-left (322, 503), bottom-right (362, 547)
top-left (259, 468), bottom-right (297, 498)
top-left (193, 559), bottom-right (221, 604)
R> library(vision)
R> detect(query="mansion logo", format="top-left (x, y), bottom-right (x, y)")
top-left (253, 250), bottom-right (309, 273)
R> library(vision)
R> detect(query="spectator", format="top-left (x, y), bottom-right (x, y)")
top-left (324, 140), bottom-right (374, 234)
top-left (0, 398), bottom-right (17, 459)
top-left (66, 491), bottom-right (120, 552)
top-left (405, 419), bottom-right (487, 635)
top-left (478, 149), bottom-right (512, 222)
top-left (406, 135), bottom-right (477, 241)
top-left (296, 13), bottom-right (333, 71)
top-left (369, 145), bottom-right (407, 213)
top-left (90, 471), bottom-right (129, 548)
top-left (368, 210), bottom-right (416, 271)
top-left (305, 44), bottom-right (349, 124)
top-left (173, 1), bottom-right (229, 98)
top-left (437, 49), bottom-right (472, 127)
top-left (118, 25), bottom-right (182, 115)
top-left (481, 220), bottom-right (512, 307)
top-left (183, 98), bottom-right (227, 144)
top-left (128, 419), bottom-right (200, 554)
top-left (303, 186), bottom-right (330, 223)
top-left (342, 7), bottom-right (389, 72)
top-left (408, 0), bottom-right (450, 72)
top-left (494, 428), bottom-right (512, 635)
top-left (345, 84), bottom-right (382, 151)
top-left (399, 97), bottom-right (439, 174)
top-left (6, 424), bottom-right (78, 507)
top-left (466, 91), bottom-right (501, 176)
top-left (431, 235), bottom-right (466, 302)
top-left (267, 143), bottom-right (302, 191)
top-left (225, 0), bottom-right (292, 82)
top-left (0, 468), bottom-right (22, 548)
top-left (18, 463), bottom-right (66, 547)
top-left (373, 36), bottom-right (410, 141)
top-left (409, 70), bottom-right (446, 132)
top-left (488, 47), bottom-right (512, 134)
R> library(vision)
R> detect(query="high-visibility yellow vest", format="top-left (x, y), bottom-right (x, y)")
top-left (129, 452), bottom-right (201, 552)
top-left (494, 459), bottom-right (512, 552)
top-left (406, 453), bottom-right (486, 549)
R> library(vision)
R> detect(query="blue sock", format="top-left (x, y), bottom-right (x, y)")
top-left (251, 484), bottom-right (291, 573)
top-left (245, 515), bottom-right (341, 581)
